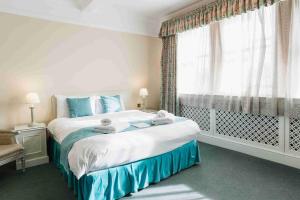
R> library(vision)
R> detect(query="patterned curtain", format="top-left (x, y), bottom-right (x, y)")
top-left (159, 0), bottom-right (280, 37)
top-left (160, 36), bottom-right (178, 114)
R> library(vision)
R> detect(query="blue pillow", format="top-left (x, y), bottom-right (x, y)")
top-left (100, 95), bottom-right (123, 113)
top-left (66, 97), bottom-right (93, 118)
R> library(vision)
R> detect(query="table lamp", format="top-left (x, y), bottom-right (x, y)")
top-left (26, 92), bottom-right (40, 127)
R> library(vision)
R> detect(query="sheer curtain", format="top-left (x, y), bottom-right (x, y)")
top-left (287, 0), bottom-right (300, 118)
top-left (177, 4), bottom-right (286, 116)
top-left (177, 25), bottom-right (211, 95)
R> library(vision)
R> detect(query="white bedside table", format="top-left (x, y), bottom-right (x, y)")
top-left (14, 123), bottom-right (49, 169)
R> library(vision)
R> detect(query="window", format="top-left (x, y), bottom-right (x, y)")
top-left (177, 5), bottom-right (285, 98)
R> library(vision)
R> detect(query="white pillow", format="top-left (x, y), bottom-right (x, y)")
top-left (94, 95), bottom-right (126, 114)
top-left (55, 95), bottom-right (97, 118)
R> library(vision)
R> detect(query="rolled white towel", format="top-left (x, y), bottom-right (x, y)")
top-left (156, 110), bottom-right (169, 118)
top-left (152, 113), bottom-right (175, 125)
top-left (154, 111), bottom-right (174, 120)
top-left (101, 118), bottom-right (112, 126)
top-left (95, 121), bottom-right (129, 134)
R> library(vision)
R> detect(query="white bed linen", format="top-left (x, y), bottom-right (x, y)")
top-left (47, 110), bottom-right (200, 179)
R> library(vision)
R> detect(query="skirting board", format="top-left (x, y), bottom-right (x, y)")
top-left (198, 134), bottom-right (300, 170)
top-left (16, 156), bottom-right (49, 170)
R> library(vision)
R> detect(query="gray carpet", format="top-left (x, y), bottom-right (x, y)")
top-left (1, 142), bottom-right (300, 200)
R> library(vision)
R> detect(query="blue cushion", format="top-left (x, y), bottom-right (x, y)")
top-left (100, 95), bottom-right (123, 113)
top-left (66, 97), bottom-right (93, 118)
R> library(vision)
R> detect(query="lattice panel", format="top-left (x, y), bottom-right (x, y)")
top-left (180, 105), bottom-right (210, 131)
top-left (289, 118), bottom-right (300, 152)
top-left (216, 110), bottom-right (279, 147)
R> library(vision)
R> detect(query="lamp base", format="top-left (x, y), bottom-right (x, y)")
top-left (141, 97), bottom-right (147, 111)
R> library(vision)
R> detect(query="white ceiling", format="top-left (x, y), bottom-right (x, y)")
top-left (0, 0), bottom-right (203, 37)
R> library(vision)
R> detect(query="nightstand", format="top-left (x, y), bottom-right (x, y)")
top-left (14, 123), bottom-right (49, 169)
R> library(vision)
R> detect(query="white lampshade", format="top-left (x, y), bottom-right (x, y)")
top-left (26, 92), bottom-right (40, 104)
top-left (139, 88), bottom-right (148, 97)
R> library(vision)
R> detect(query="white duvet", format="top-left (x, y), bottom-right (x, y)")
top-left (47, 110), bottom-right (200, 179)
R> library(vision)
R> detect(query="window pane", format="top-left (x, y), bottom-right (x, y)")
top-left (177, 25), bottom-right (211, 94)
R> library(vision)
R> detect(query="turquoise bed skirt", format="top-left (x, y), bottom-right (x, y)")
top-left (49, 138), bottom-right (201, 200)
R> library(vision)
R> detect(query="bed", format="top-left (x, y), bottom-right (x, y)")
top-left (47, 94), bottom-right (201, 200)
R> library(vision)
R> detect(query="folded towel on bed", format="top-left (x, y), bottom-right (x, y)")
top-left (152, 111), bottom-right (176, 125)
top-left (152, 118), bottom-right (175, 125)
top-left (94, 121), bottom-right (129, 134)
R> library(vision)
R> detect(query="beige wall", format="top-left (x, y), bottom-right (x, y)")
top-left (0, 12), bottom-right (162, 129)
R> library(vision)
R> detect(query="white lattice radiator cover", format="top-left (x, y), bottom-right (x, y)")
top-left (180, 105), bottom-right (210, 131)
top-left (216, 110), bottom-right (279, 147)
top-left (180, 105), bottom-right (300, 155)
top-left (289, 118), bottom-right (300, 152)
